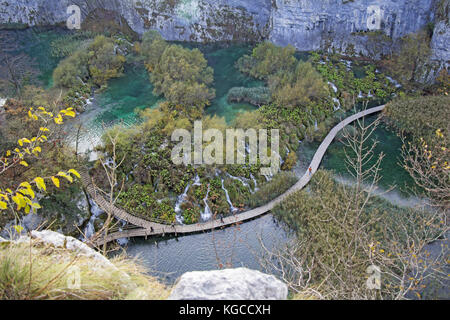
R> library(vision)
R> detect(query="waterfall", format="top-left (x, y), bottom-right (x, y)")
top-left (174, 183), bottom-right (191, 224)
top-left (328, 81), bottom-right (338, 93)
top-left (332, 97), bottom-right (341, 111)
top-left (193, 174), bottom-right (201, 186)
top-left (226, 173), bottom-right (250, 189)
top-left (250, 173), bottom-right (259, 192)
top-left (117, 220), bottom-right (129, 246)
top-left (221, 179), bottom-right (238, 213)
top-left (201, 185), bottom-right (212, 221)
top-left (82, 197), bottom-right (105, 241)
top-left (386, 76), bottom-right (402, 88)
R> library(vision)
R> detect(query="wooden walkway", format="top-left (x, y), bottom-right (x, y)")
top-left (84, 105), bottom-right (385, 245)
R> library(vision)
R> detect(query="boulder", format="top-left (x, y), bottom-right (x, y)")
top-left (30, 230), bottom-right (115, 269)
top-left (169, 267), bottom-right (288, 300)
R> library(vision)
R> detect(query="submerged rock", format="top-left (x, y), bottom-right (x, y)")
top-left (169, 267), bottom-right (288, 300)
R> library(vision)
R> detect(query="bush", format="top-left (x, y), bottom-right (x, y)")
top-left (53, 35), bottom-right (126, 88)
top-left (246, 172), bottom-right (297, 208)
top-left (227, 86), bottom-right (271, 106)
top-left (53, 50), bottom-right (89, 88)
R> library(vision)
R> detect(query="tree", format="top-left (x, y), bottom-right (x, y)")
top-left (53, 35), bottom-right (125, 88)
top-left (258, 115), bottom-right (448, 299)
top-left (270, 62), bottom-right (329, 109)
top-left (381, 30), bottom-right (431, 85)
top-left (237, 42), bottom-right (297, 80)
top-left (0, 105), bottom-right (80, 228)
top-left (145, 41), bottom-right (215, 116)
top-left (87, 36), bottom-right (126, 86)
top-left (0, 54), bottom-right (38, 96)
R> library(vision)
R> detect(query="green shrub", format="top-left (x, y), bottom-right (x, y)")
top-left (246, 171), bottom-right (297, 208)
top-left (227, 86), bottom-right (271, 106)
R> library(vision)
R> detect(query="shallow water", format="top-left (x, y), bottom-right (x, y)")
top-left (124, 214), bottom-right (291, 284)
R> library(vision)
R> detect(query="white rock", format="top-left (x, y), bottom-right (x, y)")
top-left (30, 230), bottom-right (115, 269)
top-left (169, 267), bottom-right (288, 300)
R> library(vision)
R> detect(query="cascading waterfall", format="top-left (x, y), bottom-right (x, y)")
top-left (328, 81), bottom-right (338, 93)
top-left (193, 175), bottom-right (201, 186)
top-left (117, 220), bottom-right (129, 246)
top-left (174, 183), bottom-right (191, 224)
top-left (82, 197), bottom-right (105, 241)
top-left (226, 173), bottom-right (250, 189)
top-left (250, 173), bottom-right (259, 192)
top-left (332, 97), bottom-right (341, 111)
top-left (221, 179), bottom-right (238, 213)
top-left (202, 185), bottom-right (212, 221)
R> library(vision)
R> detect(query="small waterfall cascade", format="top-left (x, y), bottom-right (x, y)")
top-left (201, 185), bottom-right (212, 221)
top-left (221, 179), bottom-right (238, 213)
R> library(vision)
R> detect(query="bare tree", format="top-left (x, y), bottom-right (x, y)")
top-left (400, 133), bottom-right (449, 210)
top-left (87, 124), bottom-right (126, 254)
top-left (256, 111), bottom-right (448, 299)
top-left (0, 54), bottom-right (38, 96)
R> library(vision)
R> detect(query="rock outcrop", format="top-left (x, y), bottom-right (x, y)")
top-left (0, 0), bottom-right (448, 79)
top-left (169, 267), bottom-right (288, 300)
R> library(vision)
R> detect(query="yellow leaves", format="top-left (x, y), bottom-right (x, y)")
top-left (435, 129), bottom-right (444, 138)
top-left (60, 108), bottom-right (76, 118)
top-left (6, 150), bottom-right (11, 157)
top-left (13, 225), bottom-right (24, 234)
top-left (57, 171), bottom-right (73, 183)
top-left (40, 127), bottom-right (49, 132)
top-left (30, 202), bottom-right (41, 209)
top-left (32, 146), bottom-right (42, 156)
top-left (19, 161), bottom-right (28, 167)
top-left (33, 177), bottom-right (46, 192)
top-left (0, 201), bottom-right (7, 210)
top-left (12, 193), bottom-right (27, 210)
top-left (51, 176), bottom-right (60, 188)
top-left (68, 169), bottom-right (81, 179)
top-left (53, 114), bottom-right (63, 125)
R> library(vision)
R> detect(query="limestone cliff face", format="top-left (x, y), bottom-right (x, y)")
top-left (0, 0), bottom-right (448, 75)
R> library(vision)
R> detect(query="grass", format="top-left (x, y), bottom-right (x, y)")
top-left (0, 238), bottom-right (170, 300)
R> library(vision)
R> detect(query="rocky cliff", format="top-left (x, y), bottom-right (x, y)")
top-left (0, 0), bottom-right (448, 75)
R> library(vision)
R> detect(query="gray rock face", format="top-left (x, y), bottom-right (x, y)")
top-left (169, 267), bottom-right (288, 300)
top-left (0, 0), bottom-right (448, 79)
top-left (431, 20), bottom-right (450, 63)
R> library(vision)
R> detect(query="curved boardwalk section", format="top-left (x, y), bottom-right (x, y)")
top-left (86, 105), bottom-right (385, 245)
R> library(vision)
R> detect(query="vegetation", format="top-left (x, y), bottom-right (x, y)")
top-left (385, 95), bottom-right (450, 208)
top-left (0, 238), bottom-right (169, 300)
top-left (236, 42), bottom-right (297, 80)
top-left (53, 35), bottom-right (126, 88)
top-left (0, 104), bottom-right (80, 228)
top-left (264, 117), bottom-right (448, 299)
top-left (138, 31), bottom-right (216, 119)
top-left (379, 30), bottom-right (432, 87)
top-left (227, 86), bottom-right (271, 106)
top-left (247, 172), bottom-right (297, 208)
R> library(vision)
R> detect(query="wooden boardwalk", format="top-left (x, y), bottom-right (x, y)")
top-left (84, 105), bottom-right (385, 245)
